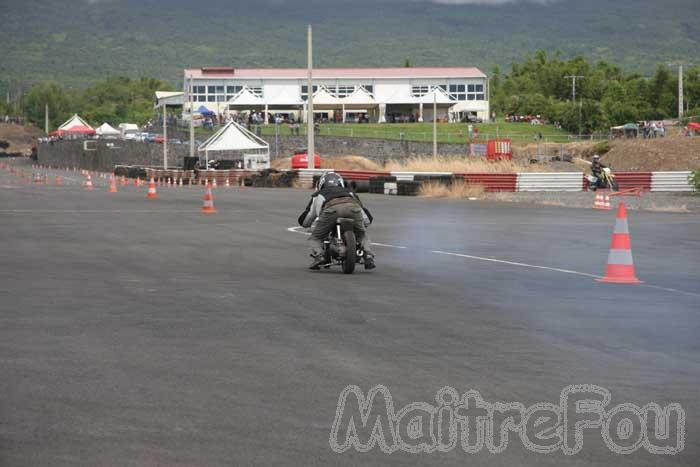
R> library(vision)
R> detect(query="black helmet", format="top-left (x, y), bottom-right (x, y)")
top-left (318, 172), bottom-right (345, 189)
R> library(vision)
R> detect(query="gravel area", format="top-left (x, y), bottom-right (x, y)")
top-left (485, 191), bottom-right (700, 213)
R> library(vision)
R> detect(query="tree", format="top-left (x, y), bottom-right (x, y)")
top-left (22, 82), bottom-right (71, 130)
top-left (403, 58), bottom-right (412, 68)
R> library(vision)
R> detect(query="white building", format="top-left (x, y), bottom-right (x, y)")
top-left (183, 67), bottom-right (489, 123)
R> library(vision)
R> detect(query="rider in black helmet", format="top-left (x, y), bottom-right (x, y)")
top-left (298, 172), bottom-right (376, 270)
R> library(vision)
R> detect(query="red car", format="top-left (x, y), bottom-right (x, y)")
top-left (291, 151), bottom-right (321, 169)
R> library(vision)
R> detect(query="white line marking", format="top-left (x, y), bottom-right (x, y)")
top-left (639, 284), bottom-right (700, 298)
top-left (287, 226), bottom-right (310, 235)
top-left (371, 242), bottom-right (407, 249)
top-left (432, 250), bottom-right (601, 278)
top-left (287, 226), bottom-right (406, 248)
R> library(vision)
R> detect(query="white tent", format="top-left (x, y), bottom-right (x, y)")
top-left (96, 122), bottom-right (120, 138)
top-left (415, 87), bottom-right (456, 104)
top-left (198, 121), bottom-right (270, 170)
top-left (58, 114), bottom-right (93, 131)
top-left (227, 87), bottom-right (266, 106)
top-left (311, 87), bottom-right (340, 106)
top-left (340, 87), bottom-right (376, 106)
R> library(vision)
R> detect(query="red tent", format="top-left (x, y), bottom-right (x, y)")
top-left (688, 122), bottom-right (700, 131)
top-left (50, 126), bottom-right (96, 137)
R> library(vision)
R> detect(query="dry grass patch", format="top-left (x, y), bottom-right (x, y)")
top-left (384, 156), bottom-right (552, 173)
top-left (418, 180), bottom-right (485, 199)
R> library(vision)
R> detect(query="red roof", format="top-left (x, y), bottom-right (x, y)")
top-left (185, 67), bottom-right (486, 80)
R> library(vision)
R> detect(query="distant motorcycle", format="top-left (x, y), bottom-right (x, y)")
top-left (587, 167), bottom-right (619, 191)
top-left (321, 218), bottom-right (365, 274)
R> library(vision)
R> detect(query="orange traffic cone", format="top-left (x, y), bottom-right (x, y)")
top-left (146, 178), bottom-right (158, 199)
top-left (201, 183), bottom-right (217, 214)
top-left (594, 193), bottom-right (611, 210)
top-left (55, 176), bottom-right (62, 185)
top-left (212, 178), bottom-right (218, 189)
top-left (225, 178), bottom-right (230, 188)
top-left (85, 175), bottom-right (94, 190)
top-left (109, 176), bottom-right (118, 193)
top-left (597, 202), bottom-right (642, 284)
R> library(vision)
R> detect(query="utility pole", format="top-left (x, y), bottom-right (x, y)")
top-left (678, 64), bottom-right (684, 120)
top-left (163, 105), bottom-right (168, 170)
top-left (564, 75), bottom-right (584, 102)
top-left (44, 103), bottom-right (49, 135)
top-left (432, 90), bottom-right (437, 158)
top-left (306, 24), bottom-right (314, 170)
top-left (189, 75), bottom-right (195, 160)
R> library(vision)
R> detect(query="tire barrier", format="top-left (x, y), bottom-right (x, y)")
top-left (397, 180), bottom-right (421, 196)
top-left (369, 176), bottom-right (397, 194)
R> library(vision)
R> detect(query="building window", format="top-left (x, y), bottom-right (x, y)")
top-left (411, 85), bottom-right (430, 97)
top-left (197, 95), bottom-right (206, 102)
top-left (364, 85), bottom-right (373, 95)
top-left (449, 84), bottom-right (466, 101)
top-left (207, 95), bottom-right (216, 102)
top-left (301, 85), bottom-right (318, 101)
top-left (207, 85), bottom-right (217, 94)
top-left (331, 85), bottom-right (355, 98)
top-left (194, 85), bottom-right (206, 94)
top-left (465, 83), bottom-right (486, 101)
top-left (247, 87), bottom-right (263, 97)
top-left (226, 85), bottom-right (242, 96)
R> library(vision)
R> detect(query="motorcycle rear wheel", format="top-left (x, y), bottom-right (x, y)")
top-left (342, 231), bottom-right (356, 274)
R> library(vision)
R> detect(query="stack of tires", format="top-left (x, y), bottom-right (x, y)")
top-left (369, 176), bottom-right (397, 194)
top-left (397, 181), bottom-right (421, 196)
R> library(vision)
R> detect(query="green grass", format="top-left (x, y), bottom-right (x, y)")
top-left (187, 119), bottom-right (586, 144)
top-left (258, 120), bottom-right (575, 143)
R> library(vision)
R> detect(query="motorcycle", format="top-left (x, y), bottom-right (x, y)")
top-left (587, 167), bottom-right (619, 191)
top-left (321, 218), bottom-right (365, 274)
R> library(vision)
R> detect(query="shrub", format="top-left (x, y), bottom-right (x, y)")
top-left (593, 140), bottom-right (611, 155)
top-left (690, 169), bottom-right (700, 192)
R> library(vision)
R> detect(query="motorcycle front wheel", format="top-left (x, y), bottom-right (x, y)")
top-left (341, 231), bottom-right (356, 274)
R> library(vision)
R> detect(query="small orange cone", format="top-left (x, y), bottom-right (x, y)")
top-left (55, 176), bottom-right (62, 185)
top-left (212, 178), bottom-right (218, 189)
top-left (201, 183), bottom-right (217, 214)
top-left (109, 176), bottom-right (118, 193)
top-left (594, 193), bottom-right (611, 210)
top-left (597, 202), bottom-right (642, 284)
top-left (146, 178), bottom-right (158, 199)
top-left (85, 175), bottom-right (94, 190)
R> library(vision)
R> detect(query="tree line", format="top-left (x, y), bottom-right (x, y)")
top-left (490, 51), bottom-right (699, 133)
top-left (19, 77), bottom-right (173, 130)
top-left (15, 51), bottom-right (700, 134)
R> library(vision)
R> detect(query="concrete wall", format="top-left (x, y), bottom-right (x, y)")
top-left (38, 140), bottom-right (190, 172)
top-left (267, 135), bottom-right (467, 161)
top-left (38, 135), bottom-right (469, 171)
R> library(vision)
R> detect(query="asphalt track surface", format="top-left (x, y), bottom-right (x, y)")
top-left (1, 161), bottom-right (699, 466)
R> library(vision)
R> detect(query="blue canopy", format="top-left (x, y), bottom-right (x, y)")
top-left (197, 105), bottom-right (215, 116)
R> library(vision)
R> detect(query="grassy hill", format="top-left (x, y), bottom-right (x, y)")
top-left (1, 0), bottom-right (699, 95)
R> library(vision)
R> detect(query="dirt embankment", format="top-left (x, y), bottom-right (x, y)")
top-left (0, 123), bottom-right (42, 155)
top-left (603, 136), bottom-right (700, 172)
top-left (273, 135), bottom-right (698, 174)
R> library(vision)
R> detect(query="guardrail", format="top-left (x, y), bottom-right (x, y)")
top-left (651, 171), bottom-right (693, 192)
top-left (516, 173), bottom-right (585, 192)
